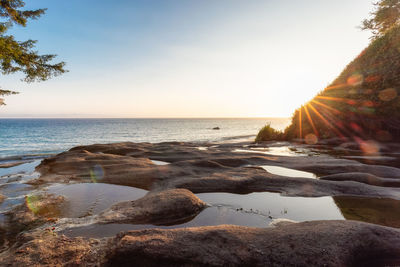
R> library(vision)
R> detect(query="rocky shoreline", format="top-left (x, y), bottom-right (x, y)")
top-left (1, 140), bottom-right (400, 266)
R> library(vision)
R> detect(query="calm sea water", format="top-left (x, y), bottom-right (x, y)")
top-left (0, 118), bottom-right (289, 159)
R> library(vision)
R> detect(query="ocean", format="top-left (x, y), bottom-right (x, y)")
top-left (0, 118), bottom-right (290, 160)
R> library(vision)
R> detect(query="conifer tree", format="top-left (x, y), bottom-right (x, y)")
top-left (0, 0), bottom-right (66, 105)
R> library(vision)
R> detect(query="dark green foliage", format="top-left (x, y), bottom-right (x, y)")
top-left (285, 24), bottom-right (400, 142)
top-left (255, 124), bottom-right (283, 142)
top-left (0, 0), bottom-right (66, 105)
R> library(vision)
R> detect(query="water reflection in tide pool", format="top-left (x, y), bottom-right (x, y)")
top-left (62, 192), bottom-right (344, 238)
top-left (334, 196), bottom-right (400, 228)
top-left (47, 183), bottom-right (148, 218)
top-left (235, 147), bottom-right (304, 157)
top-left (261, 165), bottom-right (317, 179)
top-left (150, 160), bottom-right (169, 166)
top-left (62, 205), bottom-right (269, 238)
top-left (197, 192), bottom-right (343, 222)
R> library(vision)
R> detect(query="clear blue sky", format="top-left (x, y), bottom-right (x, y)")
top-left (1, 0), bottom-right (373, 118)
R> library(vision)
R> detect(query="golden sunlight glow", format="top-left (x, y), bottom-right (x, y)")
top-left (303, 105), bottom-right (319, 136)
top-left (307, 103), bottom-right (343, 138)
top-left (315, 96), bottom-right (357, 105)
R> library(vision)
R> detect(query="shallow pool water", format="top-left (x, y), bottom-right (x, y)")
top-left (235, 147), bottom-right (304, 157)
top-left (150, 160), bottom-right (169, 165)
top-left (0, 183), bottom-right (33, 198)
top-left (0, 160), bottom-right (41, 178)
top-left (61, 191), bottom-right (345, 238)
top-left (47, 183), bottom-right (148, 218)
top-left (333, 196), bottom-right (400, 228)
top-left (0, 195), bottom-right (26, 213)
top-left (261, 165), bottom-right (317, 179)
top-left (197, 192), bottom-right (343, 222)
top-left (59, 190), bottom-right (400, 239)
top-left (0, 160), bottom-right (41, 218)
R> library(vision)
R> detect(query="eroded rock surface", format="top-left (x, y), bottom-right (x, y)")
top-left (0, 229), bottom-right (105, 266)
top-left (98, 189), bottom-right (206, 225)
top-left (1, 140), bottom-right (400, 266)
top-left (34, 142), bottom-right (400, 200)
top-left (104, 221), bottom-right (400, 266)
top-left (0, 193), bottom-right (64, 253)
top-left (2, 221), bottom-right (400, 266)
top-left (320, 172), bottom-right (400, 187)
top-left (36, 149), bottom-right (157, 190)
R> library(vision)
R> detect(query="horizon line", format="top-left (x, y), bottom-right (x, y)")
top-left (0, 116), bottom-right (290, 119)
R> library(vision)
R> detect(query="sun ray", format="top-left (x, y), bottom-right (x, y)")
top-left (324, 83), bottom-right (348, 91)
top-left (299, 107), bottom-right (303, 139)
top-left (308, 103), bottom-right (344, 138)
top-left (309, 102), bottom-right (365, 140)
top-left (315, 95), bottom-right (357, 105)
top-left (303, 105), bottom-right (319, 136)
top-left (311, 99), bottom-right (342, 114)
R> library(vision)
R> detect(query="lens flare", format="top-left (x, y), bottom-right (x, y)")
top-left (89, 164), bottom-right (104, 183)
top-left (363, 101), bottom-right (375, 107)
top-left (350, 123), bottom-right (363, 133)
top-left (365, 75), bottom-right (380, 83)
top-left (378, 88), bottom-right (397, 101)
top-left (347, 73), bottom-right (363, 86)
top-left (305, 133), bottom-right (318, 144)
top-left (360, 140), bottom-right (380, 155)
top-left (354, 137), bottom-right (380, 155)
top-left (25, 195), bottom-right (41, 215)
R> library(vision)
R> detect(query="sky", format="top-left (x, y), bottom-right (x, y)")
top-left (0, 0), bottom-right (373, 118)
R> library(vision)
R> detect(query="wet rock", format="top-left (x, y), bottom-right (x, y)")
top-left (105, 221), bottom-right (400, 266)
top-left (343, 155), bottom-right (397, 162)
top-left (212, 127), bottom-right (220, 130)
top-left (36, 149), bottom-right (160, 190)
top-left (68, 142), bottom-right (205, 163)
top-left (98, 189), bottom-right (206, 225)
top-left (284, 156), bottom-right (400, 178)
top-left (320, 172), bottom-right (400, 187)
top-left (35, 142), bottom-right (400, 200)
top-left (171, 168), bottom-right (400, 200)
